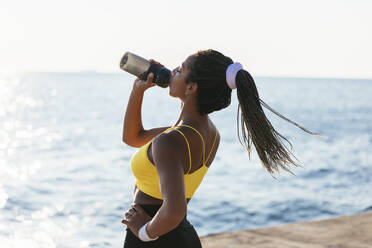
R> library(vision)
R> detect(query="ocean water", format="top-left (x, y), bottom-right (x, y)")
top-left (0, 72), bottom-right (371, 247)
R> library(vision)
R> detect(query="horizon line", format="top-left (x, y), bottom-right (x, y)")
top-left (19, 70), bottom-right (372, 81)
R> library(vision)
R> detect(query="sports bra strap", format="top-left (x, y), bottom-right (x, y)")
top-left (205, 128), bottom-right (218, 164)
top-left (177, 124), bottom-right (206, 165)
top-left (165, 126), bottom-right (193, 174)
top-left (165, 124), bottom-right (217, 173)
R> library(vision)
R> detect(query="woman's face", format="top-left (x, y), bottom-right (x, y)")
top-left (169, 54), bottom-right (196, 99)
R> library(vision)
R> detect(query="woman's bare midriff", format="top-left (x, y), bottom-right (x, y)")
top-left (133, 185), bottom-right (191, 204)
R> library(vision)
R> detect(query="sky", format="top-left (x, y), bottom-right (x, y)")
top-left (1, 0), bottom-right (371, 78)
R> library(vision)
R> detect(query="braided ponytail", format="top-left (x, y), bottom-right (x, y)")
top-left (235, 70), bottom-right (319, 177)
top-left (187, 49), bottom-right (321, 177)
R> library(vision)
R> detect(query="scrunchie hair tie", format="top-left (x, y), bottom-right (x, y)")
top-left (226, 62), bottom-right (243, 90)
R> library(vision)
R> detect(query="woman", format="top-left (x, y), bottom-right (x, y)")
top-left (121, 49), bottom-right (318, 247)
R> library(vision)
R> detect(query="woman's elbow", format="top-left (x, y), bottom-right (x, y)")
top-left (165, 204), bottom-right (187, 227)
top-left (169, 211), bottom-right (186, 224)
top-left (122, 134), bottom-right (130, 145)
top-left (122, 135), bottom-right (141, 147)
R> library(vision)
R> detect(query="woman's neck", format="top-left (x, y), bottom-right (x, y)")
top-left (174, 99), bottom-right (208, 127)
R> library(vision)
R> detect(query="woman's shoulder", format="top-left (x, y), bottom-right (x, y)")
top-left (152, 129), bottom-right (187, 155)
top-left (150, 130), bottom-right (189, 172)
top-left (152, 120), bottom-right (220, 152)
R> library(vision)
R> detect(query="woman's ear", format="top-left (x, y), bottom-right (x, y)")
top-left (185, 82), bottom-right (198, 95)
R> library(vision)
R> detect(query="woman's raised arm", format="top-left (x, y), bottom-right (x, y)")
top-left (122, 72), bottom-right (171, 147)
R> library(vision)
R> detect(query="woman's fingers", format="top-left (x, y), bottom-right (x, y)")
top-left (124, 207), bottom-right (137, 220)
top-left (124, 212), bottom-right (131, 219)
top-left (125, 208), bottom-right (137, 215)
top-left (131, 203), bottom-right (146, 215)
top-left (146, 73), bottom-right (156, 87)
top-left (147, 73), bottom-right (154, 83)
top-left (149, 59), bottom-right (164, 67)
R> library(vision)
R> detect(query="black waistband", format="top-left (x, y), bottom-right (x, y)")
top-left (138, 204), bottom-right (161, 217)
top-left (137, 204), bottom-right (188, 224)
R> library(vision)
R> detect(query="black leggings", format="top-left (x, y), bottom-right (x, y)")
top-left (123, 204), bottom-right (202, 248)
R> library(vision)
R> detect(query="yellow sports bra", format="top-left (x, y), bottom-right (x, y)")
top-left (130, 124), bottom-right (218, 199)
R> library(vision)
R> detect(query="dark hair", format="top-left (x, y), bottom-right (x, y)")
top-left (186, 49), bottom-right (321, 177)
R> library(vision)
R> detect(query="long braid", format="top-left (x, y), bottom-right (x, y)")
top-left (236, 70), bottom-right (313, 177)
top-left (187, 49), bottom-right (320, 177)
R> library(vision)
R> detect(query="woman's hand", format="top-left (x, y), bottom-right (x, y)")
top-left (133, 73), bottom-right (156, 92)
top-left (121, 203), bottom-right (152, 238)
top-left (149, 59), bottom-right (164, 68)
top-left (132, 59), bottom-right (164, 92)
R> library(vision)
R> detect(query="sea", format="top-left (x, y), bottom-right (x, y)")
top-left (0, 72), bottom-right (371, 247)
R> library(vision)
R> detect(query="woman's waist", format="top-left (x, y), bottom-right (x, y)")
top-left (135, 203), bottom-right (163, 217)
top-left (133, 203), bottom-right (190, 227)
top-left (134, 186), bottom-right (192, 205)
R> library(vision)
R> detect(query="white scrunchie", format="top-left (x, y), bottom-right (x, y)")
top-left (226, 62), bottom-right (243, 90)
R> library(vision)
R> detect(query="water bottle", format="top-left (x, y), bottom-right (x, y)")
top-left (119, 52), bottom-right (171, 88)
